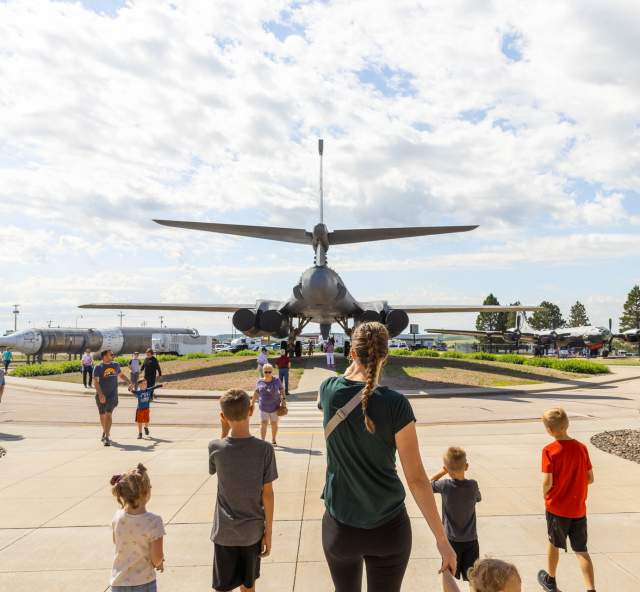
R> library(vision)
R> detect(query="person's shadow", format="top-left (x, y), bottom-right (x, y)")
top-left (0, 433), bottom-right (24, 441)
top-left (276, 445), bottom-right (322, 456)
top-left (109, 436), bottom-right (173, 452)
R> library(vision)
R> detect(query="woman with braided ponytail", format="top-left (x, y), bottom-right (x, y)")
top-left (319, 321), bottom-right (457, 591)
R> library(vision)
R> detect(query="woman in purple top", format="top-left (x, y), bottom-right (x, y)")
top-left (251, 363), bottom-right (285, 446)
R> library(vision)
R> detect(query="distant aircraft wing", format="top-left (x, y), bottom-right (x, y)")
top-left (427, 328), bottom-right (505, 337)
top-left (154, 220), bottom-right (311, 244)
top-left (396, 305), bottom-right (542, 313)
top-left (329, 226), bottom-right (477, 244)
top-left (79, 303), bottom-right (252, 312)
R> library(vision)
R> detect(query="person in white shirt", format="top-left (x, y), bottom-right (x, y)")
top-left (257, 347), bottom-right (269, 377)
top-left (81, 349), bottom-right (94, 388)
top-left (129, 352), bottom-right (142, 387)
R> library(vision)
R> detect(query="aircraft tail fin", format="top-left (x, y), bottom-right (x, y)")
top-left (154, 220), bottom-right (312, 244)
top-left (328, 225), bottom-right (478, 244)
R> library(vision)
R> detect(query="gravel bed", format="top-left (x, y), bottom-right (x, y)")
top-left (591, 430), bottom-right (640, 464)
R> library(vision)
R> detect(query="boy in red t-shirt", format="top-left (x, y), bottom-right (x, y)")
top-left (537, 407), bottom-right (596, 592)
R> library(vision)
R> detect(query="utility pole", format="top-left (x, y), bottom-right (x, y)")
top-left (12, 304), bottom-right (19, 332)
top-left (47, 320), bottom-right (53, 328)
top-left (118, 311), bottom-right (125, 327)
top-left (159, 315), bottom-right (165, 328)
top-left (75, 315), bottom-right (83, 328)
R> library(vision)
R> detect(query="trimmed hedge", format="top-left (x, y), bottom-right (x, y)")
top-left (468, 352), bottom-right (497, 361)
top-left (441, 351), bottom-right (465, 359)
top-left (412, 348), bottom-right (441, 358)
top-left (389, 348), bottom-right (413, 356)
top-left (523, 358), bottom-right (609, 374)
top-left (12, 361), bottom-right (82, 377)
top-left (233, 349), bottom-right (258, 356)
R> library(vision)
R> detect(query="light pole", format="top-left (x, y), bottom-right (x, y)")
top-left (12, 304), bottom-right (19, 332)
top-left (75, 315), bottom-right (83, 328)
top-left (118, 311), bottom-right (125, 327)
top-left (159, 315), bottom-right (165, 328)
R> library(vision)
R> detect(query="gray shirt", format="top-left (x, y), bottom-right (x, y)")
top-left (432, 478), bottom-right (481, 542)
top-left (93, 362), bottom-right (121, 400)
top-left (208, 436), bottom-right (278, 546)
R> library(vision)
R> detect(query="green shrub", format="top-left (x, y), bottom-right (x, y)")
top-left (335, 347), bottom-right (344, 353)
top-left (114, 356), bottom-right (128, 365)
top-left (441, 351), bottom-right (465, 359)
top-left (411, 348), bottom-right (440, 358)
top-left (389, 348), bottom-right (412, 356)
top-left (11, 360), bottom-right (82, 377)
top-left (495, 354), bottom-right (526, 365)
top-left (523, 357), bottom-right (555, 369)
top-left (524, 358), bottom-right (609, 374)
top-left (183, 352), bottom-right (213, 359)
top-left (469, 352), bottom-right (497, 361)
top-left (156, 354), bottom-right (179, 362)
top-left (234, 349), bottom-right (257, 356)
top-left (212, 351), bottom-right (234, 357)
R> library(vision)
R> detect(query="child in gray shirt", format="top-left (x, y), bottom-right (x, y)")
top-left (208, 389), bottom-right (278, 592)
top-left (432, 446), bottom-right (482, 582)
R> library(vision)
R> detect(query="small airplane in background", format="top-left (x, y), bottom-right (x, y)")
top-left (429, 314), bottom-right (615, 354)
top-left (81, 140), bottom-right (541, 355)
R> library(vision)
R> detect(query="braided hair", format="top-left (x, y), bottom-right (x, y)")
top-left (351, 321), bottom-right (389, 433)
top-left (110, 463), bottom-right (151, 509)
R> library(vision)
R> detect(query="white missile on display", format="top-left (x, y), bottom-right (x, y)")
top-left (0, 327), bottom-right (197, 358)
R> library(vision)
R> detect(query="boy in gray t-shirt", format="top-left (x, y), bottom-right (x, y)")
top-left (431, 446), bottom-right (482, 582)
top-left (208, 389), bottom-right (278, 592)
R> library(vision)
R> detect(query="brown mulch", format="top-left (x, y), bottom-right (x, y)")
top-left (31, 356), bottom-right (303, 392)
top-left (591, 430), bottom-right (640, 464)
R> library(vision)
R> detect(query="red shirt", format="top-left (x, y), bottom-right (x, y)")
top-left (541, 438), bottom-right (592, 518)
top-left (275, 355), bottom-right (290, 369)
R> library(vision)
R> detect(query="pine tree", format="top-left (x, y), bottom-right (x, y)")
top-left (568, 301), bottom-right (590, 327)
top-left (528, 301), bottom-right (565, 330)
top-left (619, 285), bottom-right (640, 332)
top-left (475, 294), bottom-right (507, 332)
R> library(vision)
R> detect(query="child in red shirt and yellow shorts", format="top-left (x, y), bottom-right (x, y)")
top-left (537, 407), bottom-right (596, 592)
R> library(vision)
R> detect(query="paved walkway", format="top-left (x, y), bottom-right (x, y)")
top-left (1, 367), bottom-right (640, 590)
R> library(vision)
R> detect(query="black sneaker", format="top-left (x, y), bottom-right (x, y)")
top-left (144, 426), bottom-right (149, 435)
top-left (104, 437), bottom-right (111, 447)
top-left (101, 433), bottom-right (106, 442)
top-left (137, 433), bottom-right (143, 439)
top-left (537, 570), bottom-right (558, 592)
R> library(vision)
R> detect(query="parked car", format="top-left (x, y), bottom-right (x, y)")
top-left (214, 343), bottom-right (231, 352)
top-left (388, 339), bottom-right (408, 349)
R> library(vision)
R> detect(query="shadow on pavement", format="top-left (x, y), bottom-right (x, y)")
top-left (109, 436), bottom-right (173, 452)
top-left (0, 433), bottom-right (24, 441)
top-left (276, 445), bottom-right (322, 456)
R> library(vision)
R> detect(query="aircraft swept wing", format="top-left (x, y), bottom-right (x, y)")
top-left (79, 303), bottom-right (252, 312)
top-left (398, 305), bottom-right (542, 313)
top-left (426, 328), bottom-right (506, 337)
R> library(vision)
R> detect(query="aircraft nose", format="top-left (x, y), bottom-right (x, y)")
top-left (0, 335), bottom-right (18, 349)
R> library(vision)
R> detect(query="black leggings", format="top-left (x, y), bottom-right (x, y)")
top-left (322, 508), bottom-right (412, 592)
top-left (82, 366), bottom-right (93, 387)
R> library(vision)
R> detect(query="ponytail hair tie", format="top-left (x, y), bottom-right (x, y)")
top-left (110, 474), bottom-right (122, 486)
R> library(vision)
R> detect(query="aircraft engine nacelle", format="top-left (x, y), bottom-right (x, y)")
top-left (232, 305), bottom-right (290, 339)
top-left (232, 309), bottom-right (257, 333)
top-left (383, 309), bottom-right (409, 337)
top-left (358, 310), bottom-right (382, 323)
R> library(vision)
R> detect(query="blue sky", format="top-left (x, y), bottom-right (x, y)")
top-left (1, 0), bottom-right (639, 335)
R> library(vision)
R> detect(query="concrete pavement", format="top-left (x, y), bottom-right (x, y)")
top-left (1, 366), bottom-right (640, 591)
